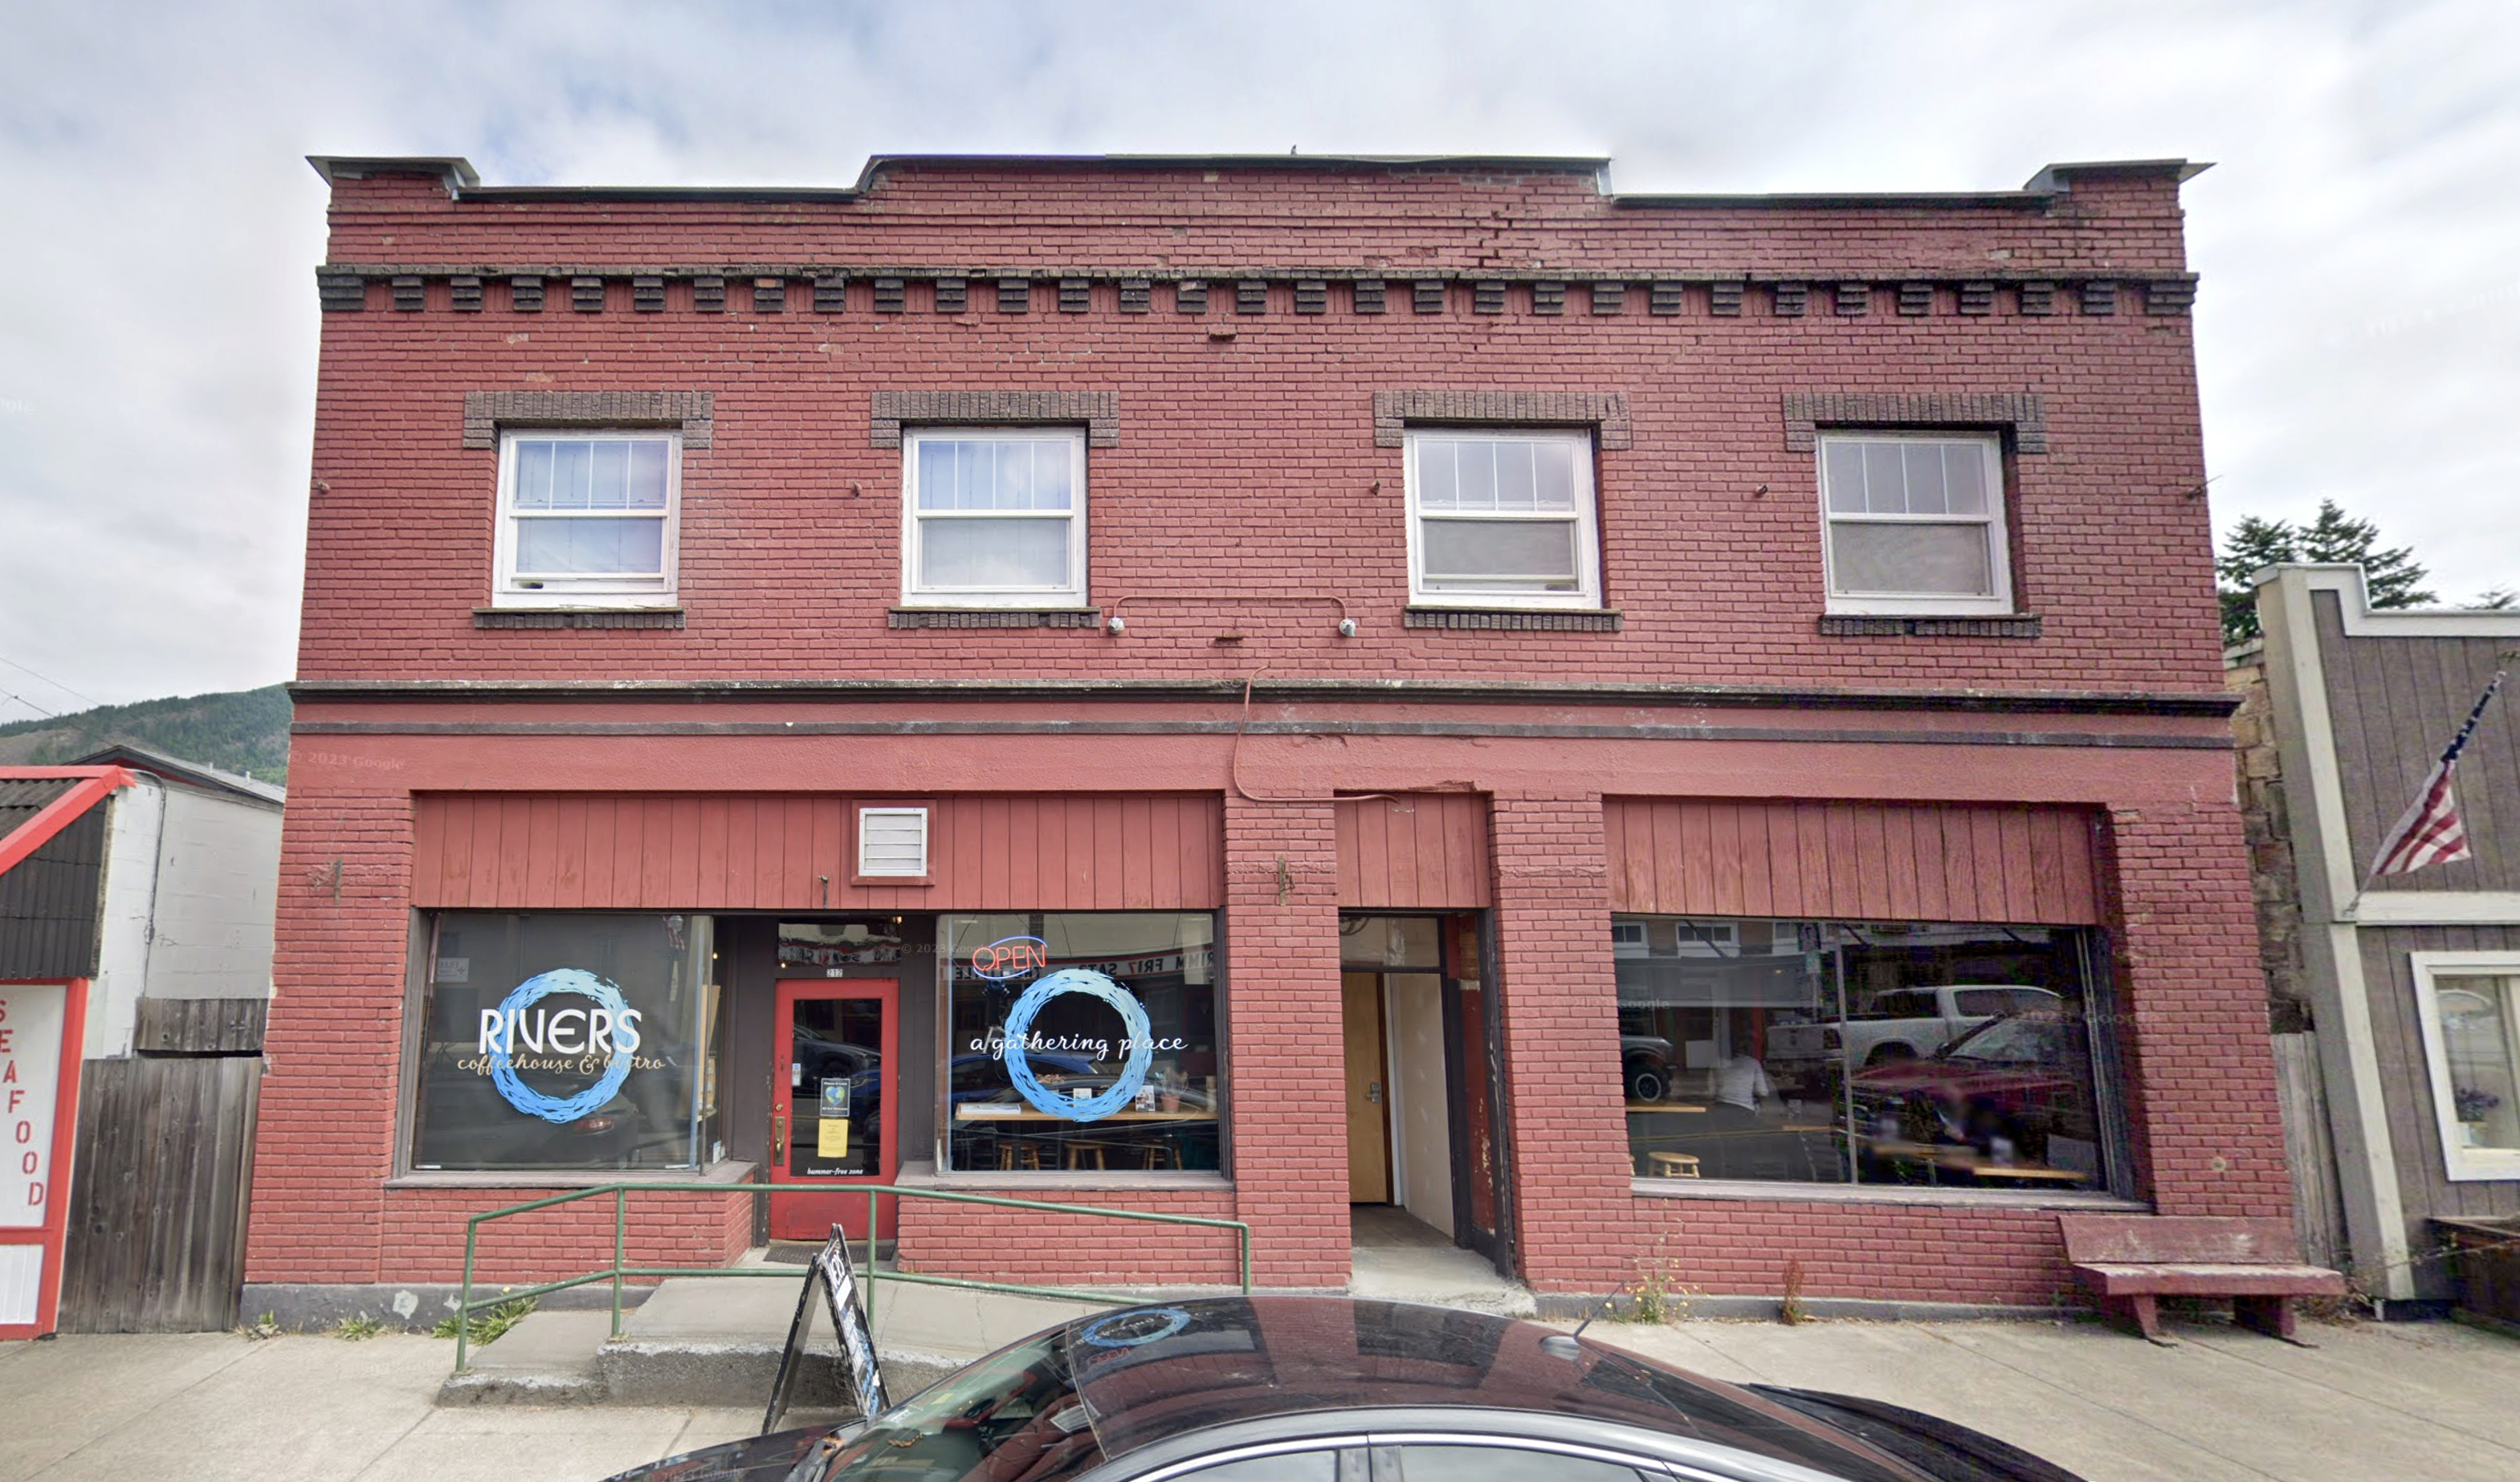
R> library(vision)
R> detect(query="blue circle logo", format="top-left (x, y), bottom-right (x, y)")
top-left (1001, 968), bottom-right (1151, 1122)
top-left (489, 968), bottom-right (638, 1124)
top-left (1079, 1306), bottom-right (1191, 1349)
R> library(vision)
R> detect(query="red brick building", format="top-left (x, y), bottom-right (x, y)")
top-left (249, 152), bottom-right (2278, 1316)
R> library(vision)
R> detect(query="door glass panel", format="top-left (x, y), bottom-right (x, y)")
top-left (791, 997), bottom-right (883, 1177)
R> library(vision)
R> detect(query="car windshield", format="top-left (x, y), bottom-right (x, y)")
top-left (1943, 1012), bottom-right (2061, 1065)
top-left (817, 1330), bottom-right (1096, 1482)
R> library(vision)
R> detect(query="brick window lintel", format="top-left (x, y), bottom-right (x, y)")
top-left (1781, 391), bottom-right (2047, 455)
top-left (871, 390), bottom-right (1119, 449)
top-left (1372, 390), bottom-right (1632, 450)
top-left (462, 391), bottom-right (714, 450)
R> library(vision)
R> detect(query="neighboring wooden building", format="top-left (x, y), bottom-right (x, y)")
top-left (2243, 564), bottom-right (2520, 1309)
top-left (0, 747), bottom-right (281, 1333)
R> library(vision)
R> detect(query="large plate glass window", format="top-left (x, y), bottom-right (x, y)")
top-left (494, 430), bottom-right (681, 607)
top-left (941, 913), bottom-right (1219, 1172)
top-left (2411, 955), bottom-right (2520, 1182)
top-left (1613, 915), bottom-right (2110, 1190)
top-left (903, 428), bottom-right (1088, 606)
top-left (1405, 429), bottom-right (1600, 608)
top-left (410, 912), bottom-right (723, 1171)
top-left (1817, 433), bottom-right (2010, 615)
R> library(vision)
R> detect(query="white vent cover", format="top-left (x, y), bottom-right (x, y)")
top-left (858, 806), bottom-right (930, 877)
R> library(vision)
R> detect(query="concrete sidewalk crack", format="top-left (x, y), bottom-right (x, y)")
top-left (1913, 1328), bottom-right (2289, 1482)
top-left (2184, 1333), bottom-right (2520, 1458)
top-left (22, 1340), bottom-right (264, 1481)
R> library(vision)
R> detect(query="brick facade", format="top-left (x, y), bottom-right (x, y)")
top-left (249, 153), bottom-right (2281, 1312)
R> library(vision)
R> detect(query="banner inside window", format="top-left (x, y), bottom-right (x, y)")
top-left (411, 912), bottom-right (720, 1171)
top-left (943, 913), bottom-right (1220, 1173)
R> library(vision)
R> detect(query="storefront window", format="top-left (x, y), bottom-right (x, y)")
top-left (942, 913), bottom-right (1219, 1173)
top-left (1613, 915), bottom-right (2107, 1191)
top-left (411, 912), bottom-right (720, 1171)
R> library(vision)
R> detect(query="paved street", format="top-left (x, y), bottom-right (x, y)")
top-left (4, 1313), bottom-right (2518, 1482)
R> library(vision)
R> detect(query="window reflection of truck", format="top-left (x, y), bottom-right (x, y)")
top-left (1768, 986), bottom-right (2060, 1074)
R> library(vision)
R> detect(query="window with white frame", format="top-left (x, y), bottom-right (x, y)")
top-left (2412, 954), bottom-right (2520, 1180)
top-left (902, 428), bottom-right (1087, 606)
top-left (494, 431), bottom-right (681, 607)
top-left (1817, 433), bottom-right (2011, 615)
top-left (1405, 429), bottom-right (1600, 608)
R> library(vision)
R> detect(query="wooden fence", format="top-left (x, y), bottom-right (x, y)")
top-left (2272, 1031), bottom-right (2348, 1272)
top-left (57, 1005), bottom-right (263, 1333)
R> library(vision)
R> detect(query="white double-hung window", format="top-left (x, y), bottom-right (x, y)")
top-left (2412, 955), bottom-right (2520, 1181)
top-left (1818, 433), bottom-right (2012, 615)
top-left (494, 430), bottom-right (681, 607)
top-left (902, 428), bottom-right (1088, 607)
top-left (1405, 429), bottom-right (1600, 608)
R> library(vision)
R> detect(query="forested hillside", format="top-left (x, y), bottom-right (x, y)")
top-left (0, 684), bottom-right (292, 783)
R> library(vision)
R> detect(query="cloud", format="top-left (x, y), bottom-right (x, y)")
top-left (2, 0), bottom-right (2515, 719)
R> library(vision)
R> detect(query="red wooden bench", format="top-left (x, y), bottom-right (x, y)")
top-left (2057, 1215), bottom-right (2347, 1342)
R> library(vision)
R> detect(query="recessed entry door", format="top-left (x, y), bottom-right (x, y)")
top-left (770, 978), bottom-right (897, 1240)
top-left (1344, 972), bottom-right (1392, 1203)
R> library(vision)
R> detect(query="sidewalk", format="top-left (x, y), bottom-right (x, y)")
top-left (5, 1311), bottom-right (2518, 1482)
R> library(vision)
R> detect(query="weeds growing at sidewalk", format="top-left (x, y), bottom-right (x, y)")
top-left (241, 1310), bottom-right (281, 1341)
top-left (430, 1295), bottom-right (536, 1346)
top-left (335, 1313), bottom-right (387, 1341)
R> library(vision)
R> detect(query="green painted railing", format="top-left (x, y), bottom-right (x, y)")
top-left (451, 1181), bottom-right (1250, 1373)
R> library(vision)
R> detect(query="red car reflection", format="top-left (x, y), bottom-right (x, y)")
top-left (1849, 1009), bottom-right (2098, 1175)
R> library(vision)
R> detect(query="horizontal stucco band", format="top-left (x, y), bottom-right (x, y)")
top-left (291, 717), bottom-right (2229, 749)
top-left (286, 677), bottom-right (2240, 717)
top-left (460, 391), bottom-right (714, 449)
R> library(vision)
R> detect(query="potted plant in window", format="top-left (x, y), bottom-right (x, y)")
top-left (2453, 1085), bottom-right (2502, 1145)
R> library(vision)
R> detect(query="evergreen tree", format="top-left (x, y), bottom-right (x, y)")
top-left (2216, 499), bottom-right (2436, 645)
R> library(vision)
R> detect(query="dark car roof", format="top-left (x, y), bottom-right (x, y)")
top-left (1057, 1297), bottom-right (1927, 1481)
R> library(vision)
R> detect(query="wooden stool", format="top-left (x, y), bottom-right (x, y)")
top-left (997, 1139), bottom-right (1046, 1171)
top-left (1647, 1151), bottom-right (1701, 1179)
top-left (1140, 1142), bottom-right (1173, 1171)
top-left (1064, 1142), bottom-right (1108, 1171)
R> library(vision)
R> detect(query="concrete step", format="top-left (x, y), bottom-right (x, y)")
top-left (1350, 1245), bottom-right (1537, 1318)
top-left (436, 1264), bottom-right (1132, 1409)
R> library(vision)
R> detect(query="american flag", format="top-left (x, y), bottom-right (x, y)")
top-left (2368, 669), bottom-right (2506, 879)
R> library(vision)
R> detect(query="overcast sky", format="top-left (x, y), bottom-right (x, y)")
top-left (2, 0), bottom-right (2514, 719)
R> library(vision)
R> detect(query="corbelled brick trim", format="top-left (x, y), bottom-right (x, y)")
top-left (1405, 608), bottom-right (1622, 632)
top-left (1781, 391), bottom-right (2048, 454)
top-left (317, 272), bottom-right (367, 312)
top-left (887, 609), bottom-right (1104, 629)
top-left (391, 276), bottom-right (426, 312)
top-left (2145, 276), bottom-right (2199, 316)
top-left (1817, 614), bottom-right (2042, 638)
top-left (1372, 390), bottom-right (1632, 450)
top-left (870, 390), bottom-right (1119, 448)
top-left (461, 391), bottom-right (716, 450)
top-left (473, 609), bottom-right (686, 629)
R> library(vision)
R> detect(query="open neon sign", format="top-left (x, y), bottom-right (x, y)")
top-left (969, 936), bottom-right (1048, 980)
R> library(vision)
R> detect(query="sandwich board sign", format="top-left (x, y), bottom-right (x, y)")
top-left (763, 1228), bottom-right (890, 1435)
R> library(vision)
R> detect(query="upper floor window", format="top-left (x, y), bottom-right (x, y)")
top-left (903, 428), bottom-right (1088, 607)
top-left (1818, 433), bottom-right (2011, 615)
top-left (494, 431), bottom-right (681, 608)
top-left (1405, 430), bottom-right (1600, 609)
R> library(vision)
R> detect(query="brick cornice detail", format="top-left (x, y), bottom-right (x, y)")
top-left (1373, 390), bottom-right (1632, 449)
top-left (1780, 391), bottom-right (2047, 454)
top-left (871, 390), bottom-right (1119, 448)
top-left (461, 391), bottom-right (713, 449)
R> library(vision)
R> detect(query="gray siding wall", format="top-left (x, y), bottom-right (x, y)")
top-left (2359, 923), bottom-right (2520, 1300)
top-left (141, 785), bottom-right (282, 1000)
top-left (2316, 591), bottom-right (2520, 894)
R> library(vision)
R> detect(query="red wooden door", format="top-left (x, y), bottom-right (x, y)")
top-left (769, 978), bottom-right (898, 1240)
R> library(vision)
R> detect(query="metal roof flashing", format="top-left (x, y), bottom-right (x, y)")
top-left (307, 156), bottom-right (482, 196)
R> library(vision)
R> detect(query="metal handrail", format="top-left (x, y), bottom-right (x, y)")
top-left (452, 1180), bottom-right (1251, 1373)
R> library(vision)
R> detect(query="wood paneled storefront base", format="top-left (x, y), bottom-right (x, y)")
top-left (412, 792), bottom-right (1223, 912)
top-left (1603, 797), bottom-right (2103, 925)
